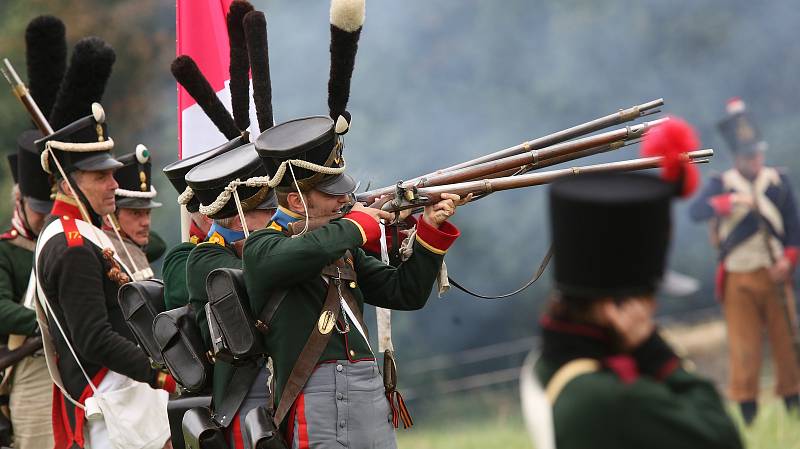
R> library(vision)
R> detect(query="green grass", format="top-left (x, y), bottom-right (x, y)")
top-left (732, 400), bottom-right (800, 449)
top-left (396, 393), bottom-right (799, 449)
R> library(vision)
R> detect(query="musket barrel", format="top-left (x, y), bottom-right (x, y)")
top-left (1, 59), bottom-right (54, 134)
top-left (387, 149), bottom-right (712, 210)
top-left (358, 117), bottom-right (666, 203)
top-left (430, 98), bottom-right (664, 174)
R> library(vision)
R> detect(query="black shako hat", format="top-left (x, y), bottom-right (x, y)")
top-left (7, 154), bottom-right (19, 184)
top-left (717, 97), bottom-right (767, 156)
top-left (185, 142), bottom-right (277, 220)
top-left (549, 172), bottom-right (674, 299)
top-left (35, 104), bottom-right (121, 176)
top-left (163, 136), bottom-right (246, 213)
top-left (254, 116), bottom-right (355, 195)
top-left (114, 145), bottom-right (161, 209)
top-left (17, 129), bottom-right (54, 213)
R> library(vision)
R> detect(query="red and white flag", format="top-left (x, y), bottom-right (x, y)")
top-left (176, 0), bottom-right (256, 159)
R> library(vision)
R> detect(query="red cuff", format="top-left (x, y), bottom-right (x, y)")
top-left (785, 247), bottom-right (799, 267)
top-left (343, 211), bottom-right (381, 245)
top-left (709, 194), bottom-right (733, 216)
top-left (415, 217), bottom-right (460, 255)
top-left (162, 374), bottom-right (177, 394)
top-left (362, 216), bottom-right (420, 255)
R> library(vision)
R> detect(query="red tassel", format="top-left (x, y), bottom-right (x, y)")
top-left (387, 390), bottom-right (413, 429)
top-left (641, 115), bottom-right (701, 197)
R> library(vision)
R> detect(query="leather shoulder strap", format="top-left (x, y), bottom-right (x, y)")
top-left (272, 256), bottom-right (351, 426)
top-left (545, 358), bottom-right (600, 405)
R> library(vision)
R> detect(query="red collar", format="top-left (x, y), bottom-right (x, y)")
top-left (50, 197), bottom-right (83, 221)
top-left (189, 219), bottom-right (205, 242)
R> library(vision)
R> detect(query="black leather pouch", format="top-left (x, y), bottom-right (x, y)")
top-left (205, 268), bottom-right (264, 363)
top-left (244, 406), bottom-right (288, 449)
top-left (153, 305), bottom-right (213, 392)
top-left (118, 279), bottom-right (166, 367)
top-left (168, 394), bottom-right (212, 449)
top-left (182, 406), bottom-right (229, 449)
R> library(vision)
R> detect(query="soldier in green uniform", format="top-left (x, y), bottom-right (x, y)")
top-left (528, 118), bottom-right (743, 449)
top-left (183, 140), bottom-right (277, 448)
top-left (243, 115), bottom-right (463, 449)
top-left (2, 131), bottom-right (54, 449)
top-left (161, 137), bottom-right (244, 310)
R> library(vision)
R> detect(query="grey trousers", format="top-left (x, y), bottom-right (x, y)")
top-left (229, 364), bottom-right (272, 449)
top-left (286, 360), bottom-right (396, 449)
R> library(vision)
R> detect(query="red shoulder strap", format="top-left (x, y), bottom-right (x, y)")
top-left (59, 216), bottom-right (84, 248)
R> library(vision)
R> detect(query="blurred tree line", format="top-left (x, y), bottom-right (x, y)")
top-left (1, 0), bottom-right (799, 364)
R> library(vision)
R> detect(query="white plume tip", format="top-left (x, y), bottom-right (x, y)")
top-left (330, 0), bottom-right (365, 33)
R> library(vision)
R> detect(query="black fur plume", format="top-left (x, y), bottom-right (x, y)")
top-left (171, 55), bottom-right (240, 140)
top-left (49, 37), bottom-right (115, 130)
top-left (328, 26), bottom-right (361, 123)
top-left (243, 10), bottom-right (273, 132)
top-left (227, 0), bottom-right (254, 132)
top-left (25, 15), bottom-right (67, 119)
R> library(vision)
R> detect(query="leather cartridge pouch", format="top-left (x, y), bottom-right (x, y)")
top-left (119, 279), bottom-right (167, 367)
top-left (182, 406), bottom-right (228, 449)
top-left (244, 406), bottom-right (286, 449)
top-left (168, 394), bottom-right (212, 449)
top-left (205, 268), bottom-right (264, 363)
top-left (154, 305), bottom-right (213, 392)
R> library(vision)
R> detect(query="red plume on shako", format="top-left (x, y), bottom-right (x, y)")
top-left (641, 115), bottom-right (701, 198)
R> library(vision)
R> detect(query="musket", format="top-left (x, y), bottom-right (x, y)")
top-left (285, 150), bottom-right (713, 234)
top-left (1, 58), bottom-right (54, 135)
top-left (407, 98), bottom-right (663, 181)
top-left (357, 117), bottom-right (666, 204)
top-left (380, 149), bottom-right (713, 212)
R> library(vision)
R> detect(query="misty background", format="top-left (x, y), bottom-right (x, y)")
top-left (1, 0), bottom-right (799, 420)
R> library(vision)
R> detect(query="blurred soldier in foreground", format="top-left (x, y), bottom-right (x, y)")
top-left (529, 118), bottom-right (743, 449)
top-left (103, 145), bottom-right (165, 281)
top-left (689, 98), bottom-right (800, 424)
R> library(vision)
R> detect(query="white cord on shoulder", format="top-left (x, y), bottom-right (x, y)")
top-left (115, 185), bottom-right (157, 199)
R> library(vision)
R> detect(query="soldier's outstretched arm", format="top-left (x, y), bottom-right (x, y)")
top-left (355, 216), bottom-right (459, 311)
top-left (57, 244), bottom-right (155, 383)
top-left (688, 175), bottom-right (726, 222)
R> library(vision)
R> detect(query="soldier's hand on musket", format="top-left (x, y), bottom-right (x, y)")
top-left (770, 256), bottom-right (792, 282)
top-left (351, 201), bottom-right (395, 224)
top-left (602, 298), bottom-right (656, 351)
top-left (369, 195), bottom-right (414, 221)
top-left (423, 193), bottom-right (471, 228)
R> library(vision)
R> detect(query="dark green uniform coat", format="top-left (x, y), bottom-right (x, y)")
top-left (0, 231), bottom-right (38, 343)
top-left (162, 242), bottom-right (196, 310)
top-left (242, 212), bottom-right (459, 407)
top-left (185, 241), bottom-right (249, 404)
top-left (534, 316), bottom-right (743, 449)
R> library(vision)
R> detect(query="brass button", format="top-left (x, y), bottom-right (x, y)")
top-left (349, 349), bottom-right (355, 358)
top-left (349, 281), bottom-right (357, 289)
